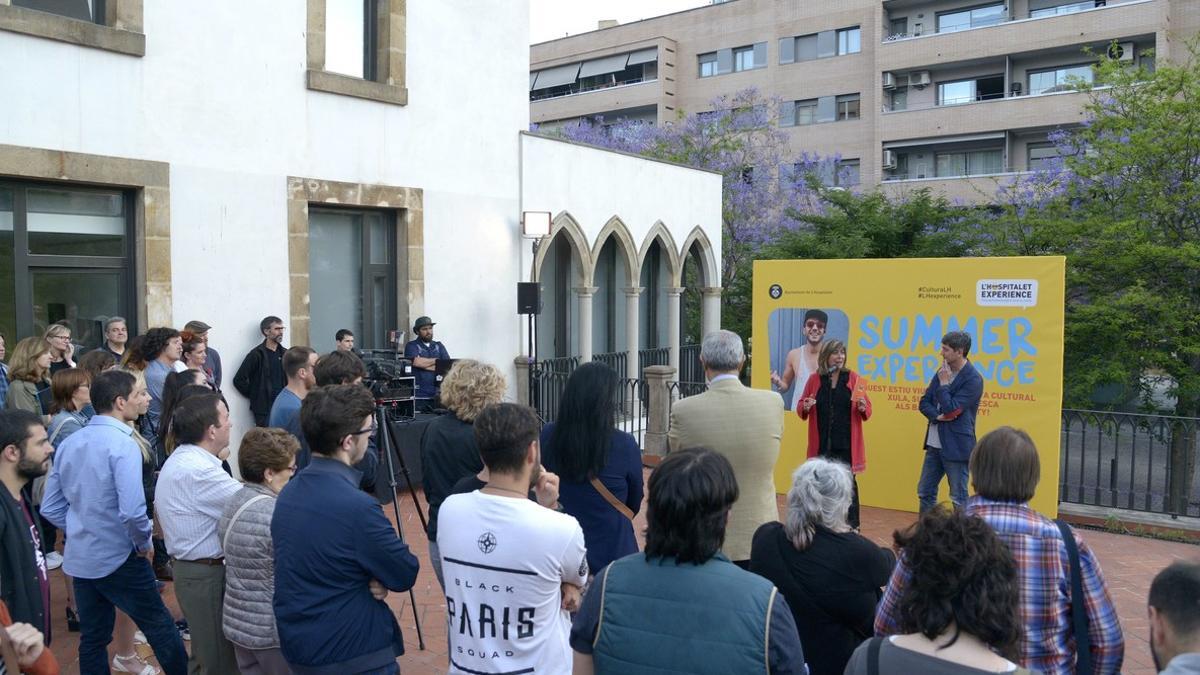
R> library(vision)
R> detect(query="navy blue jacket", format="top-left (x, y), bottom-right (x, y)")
top-left (402, 339), bottom-right (449, 399)
top-left (272, 457), bottom-right (419, 675)
top-left (918, 360), bottom-right (984, 462)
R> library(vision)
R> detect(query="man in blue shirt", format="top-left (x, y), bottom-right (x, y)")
top-left (40, 370), bottom-right (188, 675)
top-left (272, 384), bottom-right (419, 674)
top-left (268, 346), bottom-right (318, 467)
top-left (403, 316), bottom-right (450, 410)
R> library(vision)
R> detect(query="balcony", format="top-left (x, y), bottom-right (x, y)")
top-left (881, 88), bottom-right (1093, 141)
top-left (880, 172), bottom-right (1025, 202)
top-left (878, 0), bottom-right (1163, 70)
top-left (530, 78), bottom-right (666, 125)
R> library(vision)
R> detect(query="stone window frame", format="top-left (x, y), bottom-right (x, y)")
top-left (0, 143), bottom-right (171, 329)
top-left (305, 0), bottom-right (408, 106)
top-left (286, 177), bottom-right (423, 347)
top-left (0, 0), bottom-right (145, 57)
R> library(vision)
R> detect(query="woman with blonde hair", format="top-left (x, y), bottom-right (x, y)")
top-left (6, 337), bottom-right (52, 424)
top-left (795, 338), bottom-right (872, 527)
top-left (42, 324), bottom-right (76, 376)
top-left (419, 359), bottom-right (507, 588)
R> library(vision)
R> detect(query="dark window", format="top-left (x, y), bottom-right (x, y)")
top-left (836, 93), bottom-right (861, 120)
top-left (12, 0), bottom-right (106, 24)
top-left (325, 0), bottom-right (380, 81)
top-left (0, 181), bottom-right (135, 348)
top-left (836, 160), bottom-right (861, 186)
top-left (308, 207), bottom-right (397, 350)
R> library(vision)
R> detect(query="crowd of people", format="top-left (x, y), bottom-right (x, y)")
top-left (0, 321), bottom-right (1194, 674)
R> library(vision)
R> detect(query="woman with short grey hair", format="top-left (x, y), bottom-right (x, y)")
top-left (750, 458), bottom-right (896, 675)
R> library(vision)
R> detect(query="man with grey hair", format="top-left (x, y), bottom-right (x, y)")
top-left (100, 316), bottom-right (129, 360)
top-left (668, 329), bottom-right (783, 568)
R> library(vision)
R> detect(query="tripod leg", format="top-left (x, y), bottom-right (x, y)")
top-left (375, 406), bottom-right (426, 651)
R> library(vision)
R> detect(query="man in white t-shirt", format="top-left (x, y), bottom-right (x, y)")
top-left (438, 402), bottom-right (588, 675)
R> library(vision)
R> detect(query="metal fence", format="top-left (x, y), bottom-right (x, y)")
top-left (593, 351), bottom-right (628, 378)
top-left (638, 347), bottom-right (670, 374)
top-left (679, 344), bottom-right (703, 384)
top-left (1060, 409), bottom-right (1200, 517)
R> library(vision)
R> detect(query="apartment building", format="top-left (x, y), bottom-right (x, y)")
top-left (530, 0), bottom-right (1200, 201)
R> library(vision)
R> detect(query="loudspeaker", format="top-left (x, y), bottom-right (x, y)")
top-left (517, 282), bottom-right (542, 315)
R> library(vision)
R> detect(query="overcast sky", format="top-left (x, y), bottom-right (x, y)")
top-left (529, 0), bottom-right (709, 44)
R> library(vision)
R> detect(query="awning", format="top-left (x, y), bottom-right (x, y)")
top-left (578, 53), bottom-right (630, 78)
top-left (532, 62), bottom-right (581, 89)
top-left (626, 47), bottom-right (657, 65)
top-left (529, 72), bottom-right (538, 90)
top-left (884, 132), bottom-right (1005, 149)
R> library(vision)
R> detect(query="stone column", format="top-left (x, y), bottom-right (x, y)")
top-left (666, 287), bottom-right (683, 381)
top-left (513, 356), bottom-right (531, 406)
top-left (643, 365), bottom-right (677, 457)
top-left (701, 286), bottom-right (723, 337)
top-left (574, 286), bottom-right (598, 363)
top-left (623, 286), bottom-right (643, 381)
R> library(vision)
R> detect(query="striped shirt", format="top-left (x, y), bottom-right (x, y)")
top-left (875, 496), bottom-right (1124, 675)
top-left (156, 443), bottom-right (242, 560)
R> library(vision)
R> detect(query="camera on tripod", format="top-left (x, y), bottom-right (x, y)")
top-left (359, 349), bottom-right (417, 418)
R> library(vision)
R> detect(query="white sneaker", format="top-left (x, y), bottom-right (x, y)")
top-left (44, 552), bottom-right (63, 570)
top-left (133, 630), bottom-right (147, 645)
top-left (112, 652), bottom-right (159, 675)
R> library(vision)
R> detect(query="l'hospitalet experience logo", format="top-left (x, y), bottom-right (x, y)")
top-left (976, 279), bottom-right (1038, 307)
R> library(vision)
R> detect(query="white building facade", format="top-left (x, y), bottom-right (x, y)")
top-left (0, 0), bottom-right (722, 441)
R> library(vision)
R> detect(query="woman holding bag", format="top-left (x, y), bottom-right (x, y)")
top-left (541, 361), bottom-right (643, 576)
top-left (796, 339), bottom-right (871, 528)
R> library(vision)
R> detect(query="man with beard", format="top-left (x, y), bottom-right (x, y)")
top-left (0, 409), bottom-right (52, 639)
top-left (438, 402), bottom-right (587, 675)
top-left (772, 309), bottom-right (828, 411)
top-left (1149, 561), bottom-right (1200, 674)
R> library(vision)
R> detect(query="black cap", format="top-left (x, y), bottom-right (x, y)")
top-left (413, 316), bottom-right (436, 330)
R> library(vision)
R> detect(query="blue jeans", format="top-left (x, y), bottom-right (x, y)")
top-left (74, 552), bottom-right (188, 675)
top-left (917, 449), bottom-right (969, 512)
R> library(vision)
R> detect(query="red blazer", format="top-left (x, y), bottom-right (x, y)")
top-left (796, 370), bottom-right (872, 474)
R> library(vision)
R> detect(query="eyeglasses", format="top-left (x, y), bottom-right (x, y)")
top-left (349, 423), bottom-right (377, 437)
top-left (804, 321), bottom-right (826, 330)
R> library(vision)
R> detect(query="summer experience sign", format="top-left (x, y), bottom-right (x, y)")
top-left (754, 257), bottom-right (1066, 516)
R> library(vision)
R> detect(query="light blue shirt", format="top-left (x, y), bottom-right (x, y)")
top-left (40, 414), bottom-right (153, 579)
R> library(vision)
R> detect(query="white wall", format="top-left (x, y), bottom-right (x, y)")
top-left (520, 132), bottom-right (724, 276)
top-left (0, 1), bottom-right (530, 440)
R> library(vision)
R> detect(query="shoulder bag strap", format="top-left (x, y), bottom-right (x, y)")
top-left (867, 635), bottom-right (884, 675)
top-left (590, 477), bottom-right (634, 521)
top-left (222, 494), bottom-right (272, 554)
top-left (1055, 518), bottom-right (1092, 675)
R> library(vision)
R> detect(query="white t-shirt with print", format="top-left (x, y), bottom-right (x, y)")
top-left (438, 490), bottom-right (588, 675)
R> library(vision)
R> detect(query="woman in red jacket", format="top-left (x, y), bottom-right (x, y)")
top-left (796, 339), bottom-right (872, 528)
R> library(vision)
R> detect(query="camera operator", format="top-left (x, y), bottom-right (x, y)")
top-left (403, 316), bottom-right (449, 412)
top-left (301, 350), bottom-right (378, 493)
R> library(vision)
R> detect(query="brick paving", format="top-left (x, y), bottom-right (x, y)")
top-left (42, 474), bottom-right (1198, 674)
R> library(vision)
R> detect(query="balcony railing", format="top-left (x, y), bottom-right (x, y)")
top-left (530, 76), bottom-right (656, 103)
top-left (882, 0), bottom-right (1131, 42)
top-left (882, 166), bottom-right (1023, 182)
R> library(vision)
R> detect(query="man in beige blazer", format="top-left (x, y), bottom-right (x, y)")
top-left (668, 329), bottom-right (784, 566)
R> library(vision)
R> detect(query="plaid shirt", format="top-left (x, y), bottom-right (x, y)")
top-left (0, 363), bottom-right (8, 409)
top-left (875, 497), bottom-right (1124, 675)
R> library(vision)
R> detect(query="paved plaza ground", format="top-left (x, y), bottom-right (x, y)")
top-left (42, 471), bottom-right (1198, 674)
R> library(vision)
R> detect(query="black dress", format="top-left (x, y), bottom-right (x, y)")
top-left (750, 521), bottom-right (896, 675)
top-left (815, 371), bottom-right (860, 527)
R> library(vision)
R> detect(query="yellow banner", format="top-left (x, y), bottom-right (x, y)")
top-left (753, 256), bottom-right (1065, 516)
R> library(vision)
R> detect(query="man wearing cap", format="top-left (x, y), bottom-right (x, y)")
top-left (771, 309), bottom-right (828, 411)
top-left (184, 320), bottom-right (223, 390)
top-left (403, 317), bottom-right (450, 411)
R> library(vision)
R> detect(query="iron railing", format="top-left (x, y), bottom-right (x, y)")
top-left (638, 347), bottom-right (670, 374)
top-left (593, 351), bottom-right (628, 378)
top-left (679, 344), bottom-right (704, 384)
top-left (1060, 409), bottom-right (1200, 517)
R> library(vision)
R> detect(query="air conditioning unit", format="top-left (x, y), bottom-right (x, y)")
top-left (1108, 42), bottom-right (1135, 62)
top-left (882, 149), bottom-right (898, 170)
top-left (882, 72), bottom-right (896, 89)
top-left (911, 70), bottom-right (932, 87)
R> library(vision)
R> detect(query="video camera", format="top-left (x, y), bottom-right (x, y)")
top-left (359, 349), bottom-right (416, 409)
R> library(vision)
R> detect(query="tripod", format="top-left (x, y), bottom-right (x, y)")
top-left (375, 402), bottom-right (429, 650)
